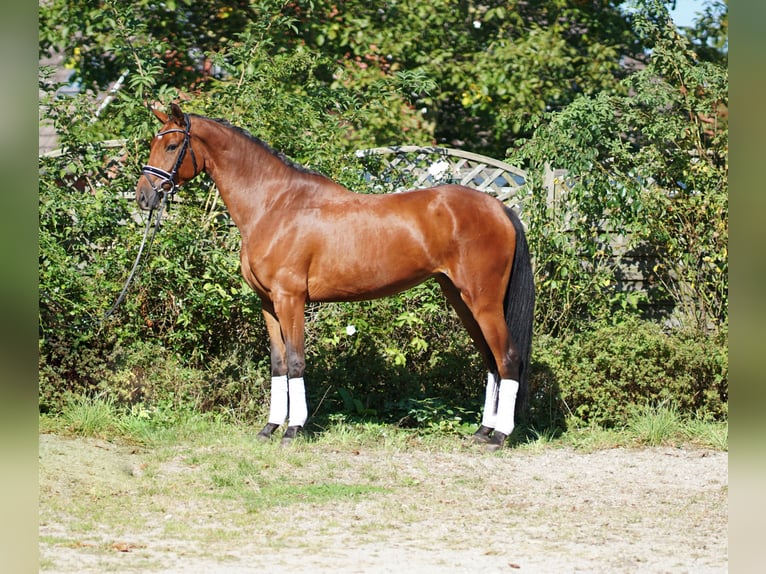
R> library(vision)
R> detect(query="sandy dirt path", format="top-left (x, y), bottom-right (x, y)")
top-left (39, 433), bottom-right (727, 573)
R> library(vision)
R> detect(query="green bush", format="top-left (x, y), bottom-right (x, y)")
top-left (527, 317), bottom-right (728, 430)
top-left (510, 9), bottom-right (727, 335)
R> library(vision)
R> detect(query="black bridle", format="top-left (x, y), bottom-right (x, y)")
top-left (103, 114), bottom-right (198, 322)
top-left (141, 112), bottom-right (198, 198)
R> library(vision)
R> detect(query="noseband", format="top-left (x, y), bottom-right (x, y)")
top-left (141, 113), bottom-right (198, 197)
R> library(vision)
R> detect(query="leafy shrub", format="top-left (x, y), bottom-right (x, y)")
top-left (510, 9), bottom-right (727, 335)
top-left (527, 317), bottom-right (727, 430)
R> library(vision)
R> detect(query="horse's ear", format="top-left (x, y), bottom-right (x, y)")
top-left (151, 104), bottom-right (169, 124)
top-left (169, 103), bottom-right (186, 127)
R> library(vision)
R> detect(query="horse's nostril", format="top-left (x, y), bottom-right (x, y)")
top-left (138, 190), bottom-right (151, 209)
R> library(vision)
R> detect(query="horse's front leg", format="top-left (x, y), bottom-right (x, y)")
top-left (256, 303), bottom-right (289, 441)
top-left (257, 295), bottom-right (309, 445)
top-left (277, 294), bottom-right (308, 444)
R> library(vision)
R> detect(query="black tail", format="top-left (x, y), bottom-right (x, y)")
top-left (504, 207), bottom-right (535, 415)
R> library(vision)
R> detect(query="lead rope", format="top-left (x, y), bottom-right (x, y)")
top-left (102, 192), bottom-right (169, 323)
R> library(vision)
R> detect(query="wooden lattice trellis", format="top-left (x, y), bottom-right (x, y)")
top-left (355, 145), bottom-right (531, 213)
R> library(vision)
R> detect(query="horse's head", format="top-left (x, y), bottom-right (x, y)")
top-left (136, 103), bottom-right (201, 211)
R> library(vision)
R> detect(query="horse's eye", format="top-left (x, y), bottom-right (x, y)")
top-left (167, 143), bottom-right (178, 152)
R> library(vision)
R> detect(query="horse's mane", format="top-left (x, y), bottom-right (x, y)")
top-left (207, 117), bottom-right (322, 177)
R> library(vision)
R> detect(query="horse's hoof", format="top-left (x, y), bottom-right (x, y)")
top-left (256, 422), bottom-right (280, 442)
top-left (470, 425), bottom-right (494, 444)
top-left (280, 425), bottom-right (303, 446)
top-left (486, 431), bottom-right (508, 452)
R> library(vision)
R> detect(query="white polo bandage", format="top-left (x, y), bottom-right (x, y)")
top-left (267, 375), bottom-right (288, 425)
top-left (494, 379), bottom-right (519, 436)
top-left (480, 372), bottom-right (498, 428)
top-left (288, 377), bottom-right (308, 427)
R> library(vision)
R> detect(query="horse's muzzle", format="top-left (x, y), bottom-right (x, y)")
top-left (136, 181), bottom-right (160, 211)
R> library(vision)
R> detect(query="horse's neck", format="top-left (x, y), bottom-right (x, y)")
top-left (200, 121), bottom-right (279, 190)
top-left (200, 120), bottom-right (335, 224)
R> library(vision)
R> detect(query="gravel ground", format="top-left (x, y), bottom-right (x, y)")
top-left (39, 433), bottom-right (727, 573)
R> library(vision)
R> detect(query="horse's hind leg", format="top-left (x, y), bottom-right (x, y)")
top-left (439, 274), bottom-right (521, 450)
top-left (470, 303), bottom-right (522, 451)
top-left (435, 276), bottom-right (500, 443)
top-left (436, 275), bottom-right (496, 371)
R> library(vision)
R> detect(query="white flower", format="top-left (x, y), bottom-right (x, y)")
top-left (345, 325), bottom-right (357, 336)
top-left (428, 159), bottom-right (449, 179)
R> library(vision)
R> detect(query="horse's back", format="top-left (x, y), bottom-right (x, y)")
top-left (333, 184), bottom-right (515, 254)
top-left (367, 184), bottom-right (512, 229)
top-left (300, 184), bottom-right (516, 301)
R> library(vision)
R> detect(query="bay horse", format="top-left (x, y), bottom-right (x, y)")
top-left (135, 103), bottom-right (534, 450)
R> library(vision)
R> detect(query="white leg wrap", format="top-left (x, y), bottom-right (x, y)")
top-left (267, 375), bottom-right (288, 425)
top-left (480, 372), bottom-right (498, 428)
top-left (494, 379), bottom-right (519, 436)
top-left (288, 377), bottom-right (308, 427)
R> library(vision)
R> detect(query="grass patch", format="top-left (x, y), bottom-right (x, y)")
top-left (627, 404), bottom-right (685, 446)
top-left (514, 404), bottom-right (728, 452)
top-left (59, 393), bottom-right (121, 438)
top-left (551, 424), bottom-right (626, 452)
top-left (189, 437), bottom-right (392, 512)
top-left (245, 483), bottom-right (388, 511)
top-left (41, 394), bottom-right (242, 447)
top-left (682, 417), bottom-right (729, 450)
top-left (42, 393), bottom-right (728, 455)
top-left (626, 403), bottom-right (728, 450)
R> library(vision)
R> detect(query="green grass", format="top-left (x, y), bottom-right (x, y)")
top-left (527, 403), bottom-right (729, 452)
top-left (41, 393), bottom-right (728, 454)
top-left (41, 394), bottom-right (729, 456)
top-left (682, 416), bottom-right (729, 450)
top-left (625, 403), bottom-right (728, 450)
top-left (627, 404), bottom-right (684, 446)
top-left (58, 393), bottom-right (121, 437)
top-left (244, 483), bottom-right (388, 511)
